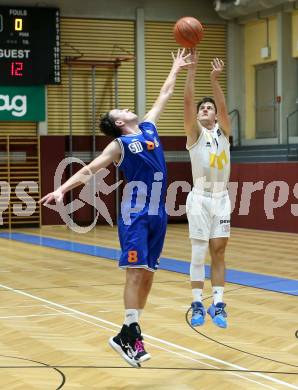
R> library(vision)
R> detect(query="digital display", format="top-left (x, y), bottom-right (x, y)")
top-left (0, 6), bottom-right (60, 85)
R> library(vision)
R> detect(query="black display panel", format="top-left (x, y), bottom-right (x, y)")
top-left (0, 6), bottom-right (60, 85)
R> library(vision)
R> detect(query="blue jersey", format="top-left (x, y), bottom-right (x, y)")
top-left (116, 120), bottom-right (167, 272)
top-left (116, 121), bottom-right (167, 217)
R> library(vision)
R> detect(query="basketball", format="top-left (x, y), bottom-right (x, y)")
top-left (173, 16), bottom-right (203, 48)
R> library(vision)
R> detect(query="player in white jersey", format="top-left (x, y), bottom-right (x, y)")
top-left (184, 50), bottom-right (231, 328)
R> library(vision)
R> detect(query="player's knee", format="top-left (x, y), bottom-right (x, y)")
top-left (210, 241), bottom-right (227, 257)
top-left (126, 268), bottom-right (143, 286)
top-left (190, 239), bottom-right (208, 281)
top-left (126, 268), bottom-right (153, 287)
top-left (191, 239), bottom-right (208, 263)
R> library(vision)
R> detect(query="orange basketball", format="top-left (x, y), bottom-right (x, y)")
top-left (173, 17), bottom-right (203, 48)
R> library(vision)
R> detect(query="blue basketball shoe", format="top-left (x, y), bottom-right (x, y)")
top-left (191, 301), bottom-right (206, 326)
top-left (207, 302), bottom-right (227, 328)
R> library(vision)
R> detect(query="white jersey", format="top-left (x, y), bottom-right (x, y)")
top-left (186, 123), bottom-right (230, 192)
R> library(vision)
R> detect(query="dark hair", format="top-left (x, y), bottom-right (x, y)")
top-left (197, 97), bottom-right (217, 114)
top-left (99, 112), bottom-right (122, 138)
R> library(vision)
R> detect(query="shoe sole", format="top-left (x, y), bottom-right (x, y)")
top-left (108, 337), bottom-right (141, 368)
top-left (212, 318), bottom-right (227, 328)
top-left (207, 312), bottom-right (227, 328)
top-left (137, 352), bottom-right (151, 363)
top-left (191, 320), bottom-right (205, 327)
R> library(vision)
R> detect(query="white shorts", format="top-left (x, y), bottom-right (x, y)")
top-left (186, 189), bottom-right (231, 241)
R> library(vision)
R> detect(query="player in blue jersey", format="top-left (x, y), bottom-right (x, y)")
top-left (39, 49), bottom-right (192, 368)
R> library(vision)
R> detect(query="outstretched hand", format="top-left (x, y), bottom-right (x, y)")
top-left (211, 57), bottom-right (224, 79)
top-left (171, 48), bottom-right (194, 72)
top-left (39, 188), bottom-right (64, 205)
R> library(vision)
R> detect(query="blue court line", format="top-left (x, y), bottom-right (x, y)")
top-left (0, 232), bottom-right (297, 296)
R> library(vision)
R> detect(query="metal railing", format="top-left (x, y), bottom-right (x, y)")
top-left (228, 109), bottom-right (241, 146)
top-left (286, 108), bottom-right (298, 156)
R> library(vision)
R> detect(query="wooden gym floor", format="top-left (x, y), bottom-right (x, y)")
top-left (0, 224), bottom-right (297, 389)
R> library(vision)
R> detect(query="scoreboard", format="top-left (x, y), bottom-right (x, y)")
top-left (0, 6), bottom-right (60, 85)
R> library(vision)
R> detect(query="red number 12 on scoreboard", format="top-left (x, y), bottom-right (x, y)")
top-left (11, 61), bottom-right (24, 77)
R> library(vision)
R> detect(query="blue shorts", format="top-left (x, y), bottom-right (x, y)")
top-left (118, 210), bottom-right (167, 272)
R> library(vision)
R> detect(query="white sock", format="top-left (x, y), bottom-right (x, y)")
top-left (212, 286), bottom-right (224, 305)
top-left (124, 309), bottom-right (138, 326)
top-left (192, 288), bottom-right (203, 303)
top-left (137, 309), bottom-right (143, 319)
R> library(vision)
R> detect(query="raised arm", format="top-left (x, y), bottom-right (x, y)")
top-left (39, 141), bottom-right (121, 204)
top-left (184, 49), bottom-right (202, 147)
top-left (144, 48), bottom-right (192, 124)
top-left (210, 58), bottom-right (231, 137)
